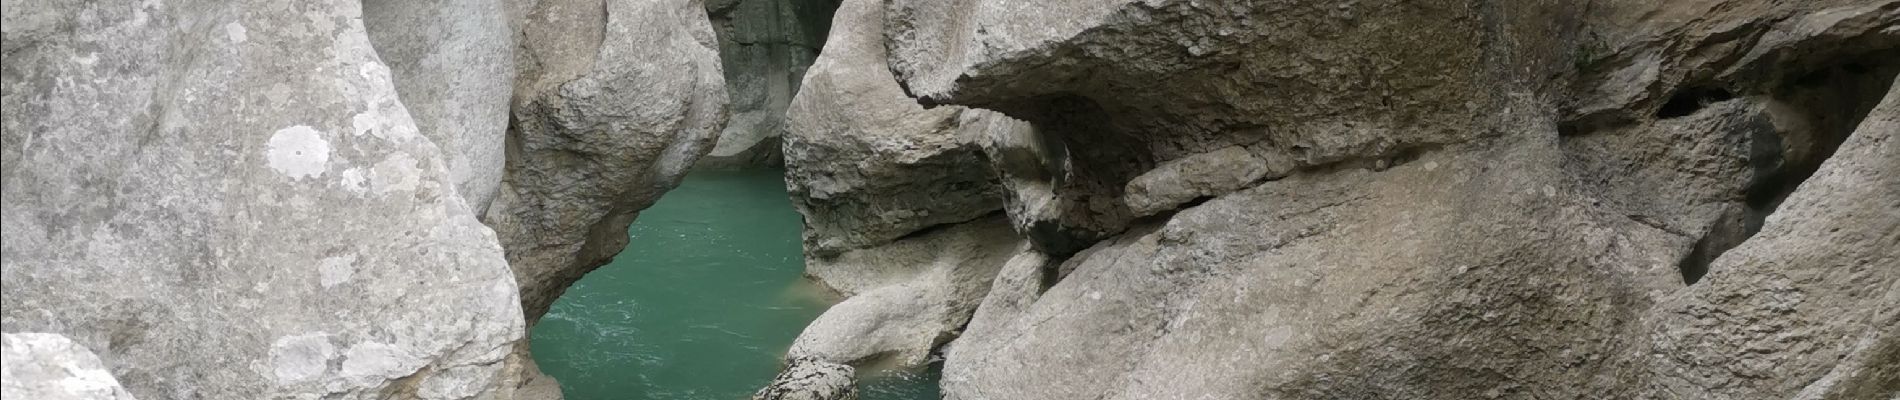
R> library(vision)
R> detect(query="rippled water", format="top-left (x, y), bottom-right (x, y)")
top-left (530, 170), bottom-right (941, 400)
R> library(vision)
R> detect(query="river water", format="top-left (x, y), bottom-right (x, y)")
top-left (530, 170), bottom-right (941, 400)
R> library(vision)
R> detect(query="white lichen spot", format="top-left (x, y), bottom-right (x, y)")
top-left (225, 22), bottom-right (248, 44)
top-left (318, 255), bottom-right (356, 288)
top-left (268, 333), bottom-right (335, 383)
top-left (341, 342), bottom-right (420, 379)
top-left (371, 153), bottom-right (421, 195)
top-left (338, 167), bottom-right (369, 194)
top-left (266, 126), bottom-right (331, 180)
top-left (350, 113), bottom-right (376, 137)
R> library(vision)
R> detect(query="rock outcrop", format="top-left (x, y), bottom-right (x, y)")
top-left (1634, 75), bottom-right (1900, 400)
top-left (2, 333), bottom-right (138, 400)
top-left (485, 0), bottom-right (729, 324)
top-left (699, 0), bottom-right (843, 168)
top-left (858, 0), bottom-right (1900, 399)
top-left (1, 2), bottom-right (524, 399)
top-left (782, 0), bottom-right (1009, 259)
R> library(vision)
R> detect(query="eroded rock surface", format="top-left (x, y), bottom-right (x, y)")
top-left (783, 0), bottom-right (1010, 258)
top-left (2, 333), bottom-right (138, 400)
top-left (772, 0), bottom-right (1030, 385)
top-left (1, 2), bottom-right (523, 398)
top-left (875, 0), bottom-right (1900, 399)
top-left (486, 0), bottom-right (729, 324)
top-left (1634, 76), bottom-right (1900, 400)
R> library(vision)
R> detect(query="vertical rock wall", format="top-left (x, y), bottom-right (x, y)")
top-left (698, 0), bottom-right (843, 168)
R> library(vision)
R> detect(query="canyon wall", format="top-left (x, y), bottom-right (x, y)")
top-left (771, 0), bottom-right (1900, 398)
top-left (698, 0), bottom-right (843, 168)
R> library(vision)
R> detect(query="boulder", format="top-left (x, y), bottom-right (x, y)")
top-left (2, 333), bottom-right (138, 400)
top-left (753, 357), bottom-right (858, 400)
top-left (0, 1), bottom-right (523, 398)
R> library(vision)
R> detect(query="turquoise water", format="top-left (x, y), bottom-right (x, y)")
top-left (530, 170), bottom-right (941, 400)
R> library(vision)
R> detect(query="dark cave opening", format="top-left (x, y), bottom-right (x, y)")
top-left (1677, 51), bottom-right (1899, 286)
top-left (1655, 86), bottom-right (1736, 119)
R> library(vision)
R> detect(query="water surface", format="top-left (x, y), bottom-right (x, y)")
top-left (531, 170), bottom-right (940, 400)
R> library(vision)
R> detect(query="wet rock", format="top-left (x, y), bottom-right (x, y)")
top-left (754, 357), bottom-right (857, 400)
top-left (2, 333), bottom-right (138, 400)
top-left (0, 1), bottom-right (523, 398)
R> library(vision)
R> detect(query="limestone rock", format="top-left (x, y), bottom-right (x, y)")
top-left (2, 333), bottom-right (137, 400)
top-left (0, 1), bottom-right (523, 399)
top-left (892, 1), bottom-right (1900, 399)
top-left (790, 218), bottom-right (1021, 367)
top-left (886, 0), bottom-right (1566, 254)
top-left (783, 0), bottom-right (1008, 258)
top-left (486, 0), bottom-right (729, 324)
top-left (1635, 76), bottom-right (1900, 400)
top-left (699, 0), bottom-right (842, 168)
top-left (363, 0), bottom-right (516, 213)
top-left (1122, 146), bottom-right (1283, 218)
top-left (754, 357), bottom-right (858, 400)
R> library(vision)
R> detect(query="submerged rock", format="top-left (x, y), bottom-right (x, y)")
top-left (1, 1), bottom-right (523, 398)
top-left (2, 333), bottom-right (138, 400)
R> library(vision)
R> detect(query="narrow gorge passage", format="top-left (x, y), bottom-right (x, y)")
top-left (529, 171), bottom-right (939, 399)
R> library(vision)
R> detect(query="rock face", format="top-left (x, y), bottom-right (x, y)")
top-left (362, 0), bottom-right (516, 213)
top-left (1, 2), bottom-right (524, 399)
top-left (1634, 76), bottom-right (1900, 400)
top-left (862, 0), bottom-right (1900, 399)
top-left (788, 218), bottom-right (1021, 366)
top-left (2, 333), bottom-right (138, 400)
top-left (698, 0), bottom-right (843, 168)
top-left (485, 0), bottom-right (729, 324)
top-left (782, 0), bottom-right (1009, 259)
